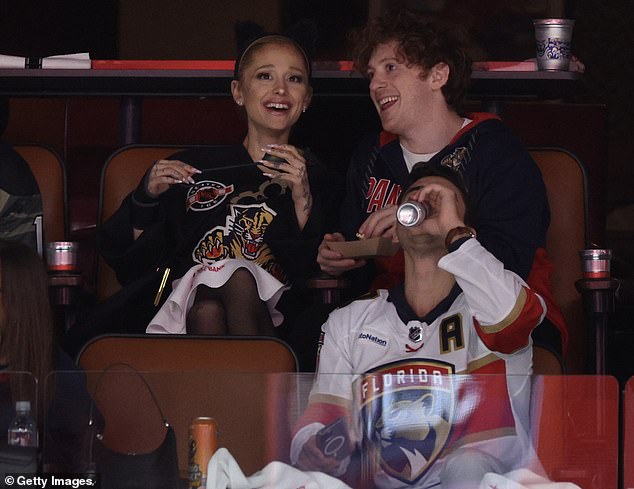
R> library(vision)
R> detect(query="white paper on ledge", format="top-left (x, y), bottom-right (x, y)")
top-left (41, 52), bottom-right (91, 69)
top-left (0, 55), bottom-right (28, 68)
top-left (0, 53), bottom-right (91, 69)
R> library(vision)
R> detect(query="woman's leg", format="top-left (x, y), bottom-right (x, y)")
top-left (221, 268), bottom-right (275, 336)
top-left (187, 269), bottom-right (275, 336)
top-left (186, 294), bottom-right (227, 335)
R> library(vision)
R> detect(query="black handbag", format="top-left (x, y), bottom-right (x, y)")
top-left (0, 445), bottom-right (37, 477)
top-left (84, 364), bottom-right (180, 489)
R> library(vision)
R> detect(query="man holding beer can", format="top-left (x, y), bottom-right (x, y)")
top-left (292, 163), bottom-right (545, 488)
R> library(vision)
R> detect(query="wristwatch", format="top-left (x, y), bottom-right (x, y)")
top-left (444, 226), bottom-right (477, 249)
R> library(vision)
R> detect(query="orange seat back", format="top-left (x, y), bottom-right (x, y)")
top-left (529, 148), bottom-right (588, 372)
top-left (96, 145), bottom-right (183, 301)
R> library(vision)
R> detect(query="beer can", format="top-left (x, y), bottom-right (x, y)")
top-left (46, 241), bottom-right (79, 272)
top-left (397, 201), bottom-right (430, 227)
top-left (188, 417), bottom-right (218, 488)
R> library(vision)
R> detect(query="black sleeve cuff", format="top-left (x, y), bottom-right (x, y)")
top-left (447, 236), bottom-right (472, 253)
top-left (130, 170), bottom-right (160, 229)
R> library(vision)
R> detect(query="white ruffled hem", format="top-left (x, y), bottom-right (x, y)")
top-left (146, 259), bottom-right (288, 334)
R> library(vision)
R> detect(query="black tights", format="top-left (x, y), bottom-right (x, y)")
top-left (185, 268), bottom-right (275, 336)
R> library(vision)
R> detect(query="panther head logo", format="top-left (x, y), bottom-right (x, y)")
top-left (356, 361), bottom-right (455, 485)
top-left (233, 206), bottom-right (274, 260)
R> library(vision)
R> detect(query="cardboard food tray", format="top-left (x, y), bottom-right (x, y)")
top-left (329, 237), bottom-right (400, 258)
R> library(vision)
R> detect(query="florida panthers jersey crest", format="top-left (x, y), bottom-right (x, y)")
top-left (355, 360), bottom-right (456, 485)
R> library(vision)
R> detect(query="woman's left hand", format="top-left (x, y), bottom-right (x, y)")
top-left (257, 144), bottom-right (313, 228)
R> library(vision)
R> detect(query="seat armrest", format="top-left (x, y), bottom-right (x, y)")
top-left (575, 278), bottom-right (620, 314)
top-left (307, 273), bottom-right (350, 305)
top-left (48, 273), bottom-right (84, 306)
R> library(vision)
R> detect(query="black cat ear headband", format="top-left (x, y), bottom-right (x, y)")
top-left (233, 20), bottom-right (318, 80)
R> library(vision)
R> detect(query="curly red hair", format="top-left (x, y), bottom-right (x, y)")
top-left (351, 9), bottom-right (472, 113)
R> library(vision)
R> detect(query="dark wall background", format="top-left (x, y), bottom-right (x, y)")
top-left (2, 0), bottom-right (633, 276)
top-left (0, 0), bottom-right (118, 58)
top-left (569, 0), bottom-right (634, 208)
top-left (4, 1), bottom-right (630, 204)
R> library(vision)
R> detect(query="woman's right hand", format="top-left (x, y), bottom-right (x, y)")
top-left (317, 232), bottom-right (366, 276)
top-left (145, 159), bottom-right (201, 198)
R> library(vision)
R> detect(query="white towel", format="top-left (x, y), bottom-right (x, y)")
top-left (206, 448), bottom-right (353, 489)
top-left (147, 259), bottom-right (288, 334)
top-left (206, 448), bottom-right (250, 489)
top-left (479, 468), bottom-right (582, 489)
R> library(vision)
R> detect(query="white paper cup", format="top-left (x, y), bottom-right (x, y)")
top-left (533, 19), bottom-right (575, 71)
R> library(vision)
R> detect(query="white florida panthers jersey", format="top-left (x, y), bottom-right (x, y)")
top-left (292, 239), bottom-right (546, 488)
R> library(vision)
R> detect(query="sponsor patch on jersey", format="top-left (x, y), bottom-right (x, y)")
top-left (186, 180), bottom-right (234, 211)
top-left (358, 332), bottom-right (388, 347)
top-left (354, 360), bottom-right (456, 485)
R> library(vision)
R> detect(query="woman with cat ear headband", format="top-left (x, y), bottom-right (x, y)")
top-left (89, 22), bottom-right (339, 344)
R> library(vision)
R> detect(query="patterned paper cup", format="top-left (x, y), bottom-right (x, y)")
top-left (533, 19), bottom-right (575, 71)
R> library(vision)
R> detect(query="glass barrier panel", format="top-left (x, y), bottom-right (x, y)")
top-left (44, 368), bottom-right (308, 482)
top-left (528, 375), bottom-right (619, 489)
top-left (43, 371), bottom-right (619, 489)
top-left (301, 372), bottom-right (619, 489)
top-left (0, 371), bottom-right (39, 476)
top-left (624, 376), bottom-right (634, 489)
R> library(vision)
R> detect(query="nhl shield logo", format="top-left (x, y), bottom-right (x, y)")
top-left (355, 360), bottom-right (456, 485)
top-left (409, 325), bottom-right (423, 343)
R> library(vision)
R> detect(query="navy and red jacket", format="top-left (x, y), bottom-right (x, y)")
top-left (339, 112), bottom-right (567, 351)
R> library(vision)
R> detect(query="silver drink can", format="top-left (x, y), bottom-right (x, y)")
top-left (579, 249), bottom-right (612, 279)
top-left (397, 201), bottom-right (430, 227)
top-left (46, 241), bottom-right (79, 272)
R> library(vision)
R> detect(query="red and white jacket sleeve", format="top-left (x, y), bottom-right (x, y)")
top-left (438, 238), bottom-right (547, 354)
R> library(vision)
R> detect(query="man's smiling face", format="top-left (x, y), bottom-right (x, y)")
top-left (366, 40), bottom-right (435, 137)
